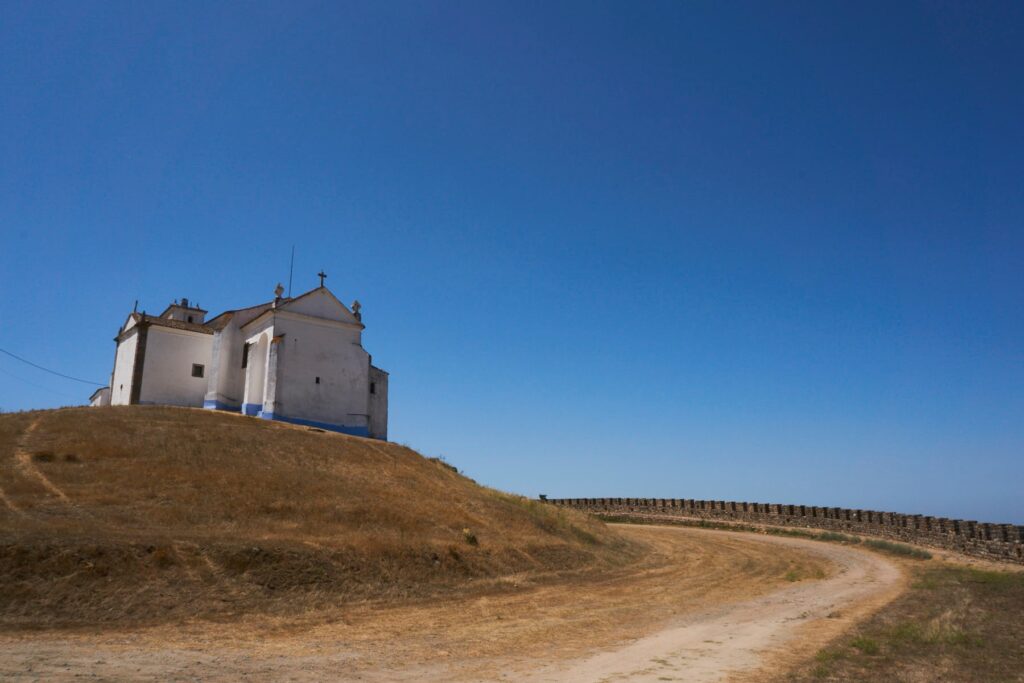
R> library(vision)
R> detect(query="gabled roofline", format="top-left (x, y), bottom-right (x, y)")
top-left (280, 285), bottom-right (354, 315)
top-left (120, 311), bottom-right (140, 331)
top-left (125, 286), bottom-right (359, 339)
top-left (240, 286), bottom-right (365, 332)
top-left (159, 303), bottom-right (208, 318)
top-left (117, 313), bottom-right (213, 341)
top-left (205, 299), bottom-right (282, 331)
top-left (241, 307), bottom-right (365, 333)
top-left (145, 316), bottom-right (213, 334)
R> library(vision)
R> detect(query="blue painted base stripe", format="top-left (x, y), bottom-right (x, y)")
top-left (204, 400), bottom-right (240, 412)
top-left (241, 403), bottom-right (263, 416)
top-left (258, 412), bottom-right (370, 437)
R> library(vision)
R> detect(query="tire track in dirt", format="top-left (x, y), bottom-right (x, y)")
top-left (0, 524), bottom-right (902, 682)
top-left (12, 417), bottom-right (70, 502)
top-left (519, 528), bottom-right (904, 683)
top-left (0, 485), bottom-right (22, 514)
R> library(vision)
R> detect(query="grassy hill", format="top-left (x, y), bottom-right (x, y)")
top-left (0, 406), bottom-right (631, 630)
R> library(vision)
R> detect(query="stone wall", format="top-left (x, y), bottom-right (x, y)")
top-left (544, 497), bottom-right (1024, 565)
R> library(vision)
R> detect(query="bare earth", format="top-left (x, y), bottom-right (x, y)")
top-left (0, 525), bottom-right (903, 682)
top-left (526, 531), bottom-right (904, 682)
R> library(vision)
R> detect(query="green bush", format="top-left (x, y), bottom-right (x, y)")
top-left (851, 636), bottom-right (880, 655)
top-left (863, 539), bottom-right (932, 560)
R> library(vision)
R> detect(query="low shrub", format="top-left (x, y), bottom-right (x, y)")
top-left (851, 636), bottom-right (880, 655)
top-left (863, 539), bottom-right (932, 560)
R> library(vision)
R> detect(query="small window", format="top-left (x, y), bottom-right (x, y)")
top-left (187, 315), bottom-right (194, 323)
top-left (315, 376), bottom-right (320, 384)
top-left (370, 382), bottom-right (376, 394)
top-left (191, 364), bottom-right (205, 378)
top-left (241, 343), bottom-right (250, 368)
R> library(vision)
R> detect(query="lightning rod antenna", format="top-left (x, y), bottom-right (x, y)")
top-left (288, 245), bottom-right (295, 298)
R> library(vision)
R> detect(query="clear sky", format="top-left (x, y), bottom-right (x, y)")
top-left (1, 2), bottom-right (1022, 523)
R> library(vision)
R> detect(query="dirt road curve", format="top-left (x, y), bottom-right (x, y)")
top-left (522, 531), bottom-right (904, 682)
top-left (0, 526), bottom-right (903, 682)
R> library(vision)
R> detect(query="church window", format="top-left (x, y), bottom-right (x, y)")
top-left (187, 315), bottom-right (194, 323)
top-left (370, 382), bottom-right (376, 394)
top-left (315, 376), bottom-right (320, 384)
top-left (192, 363), bottom-right (205, 378)
top-left (241, 343), bottom-right (250, 368)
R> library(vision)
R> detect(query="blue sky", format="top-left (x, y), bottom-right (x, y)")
top-left (1, 1), bottom-right (1022, 523)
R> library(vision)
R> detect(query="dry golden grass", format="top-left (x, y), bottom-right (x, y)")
top-left (0, 406), bottom-right (633, 629)
top-left (779, 561), bottom-right (1024, 682)
top-left (0, 525), bottom-right (836, 682)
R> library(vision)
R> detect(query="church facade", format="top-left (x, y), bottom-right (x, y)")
top-left (100, 283), bottom-right (388, 440)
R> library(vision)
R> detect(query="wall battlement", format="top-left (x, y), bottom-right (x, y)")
top-left (545, 497), bottom-right (1024, 565)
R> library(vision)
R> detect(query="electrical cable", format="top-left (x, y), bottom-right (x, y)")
top-left (0, 367), bottom-right (83, 401)
top-left (0, 347), bottom-right (105, 386)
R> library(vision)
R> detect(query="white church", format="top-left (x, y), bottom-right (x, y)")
top-left (90, 279), bottom-right (388, 440)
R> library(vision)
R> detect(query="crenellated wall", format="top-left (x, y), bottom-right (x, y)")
top-left (544, 497), bottom-right (1024, 565)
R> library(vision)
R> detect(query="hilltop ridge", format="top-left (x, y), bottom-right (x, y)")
top-left (0, 406), bottom-right (631, 629)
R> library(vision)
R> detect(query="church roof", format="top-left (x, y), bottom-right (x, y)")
top-left (123, 313), bottom-right (214, 336)
top-left (238, 286), bottom-right (363, 331)
top-left (158, 302), bottom-right (208, 318)
top-left (120, 284), bottom-right (359, 341)
top-left (205, 299), bottom-right (282, 331)
top-left (277, 285), bottom-right (363, 323)
top-left (281, 285), bottom-right (329, 307)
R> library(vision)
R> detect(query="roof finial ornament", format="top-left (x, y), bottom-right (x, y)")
top-left (274, 283), bottom-right (284, 299)
top-left (317, 270), bottom-right (327, 287)
top-left (351, 299), bottom-right (362, 321)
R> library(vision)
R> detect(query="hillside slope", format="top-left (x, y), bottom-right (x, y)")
top-left (0, 406), bottom-right (631, 629)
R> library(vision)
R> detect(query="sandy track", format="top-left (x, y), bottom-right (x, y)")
top-left (520, 530), bottom-right (904, 682)
top-left (0, 526), bottom-right (902, 682)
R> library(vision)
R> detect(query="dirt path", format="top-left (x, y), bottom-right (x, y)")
top-left (0, 526), bottom-right (903, 682)
top-left (518, 531), bottom-right (904, 682)
top-left (11, 416), bottom-right (71, 501)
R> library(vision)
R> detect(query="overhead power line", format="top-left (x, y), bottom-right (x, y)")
top-left (0, 367), bottom-right (82, 401)
top-left (0, 348), bottom-right (105, 386)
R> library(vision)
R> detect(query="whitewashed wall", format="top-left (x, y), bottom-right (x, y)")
top-left (143, 287), bottom-right (391, 439)
top-left (110, 333), bottom-right (138, 405)
top-left (207, 325), bottom-right (249, 410)
top-left (137, 327), bottom-right (213, 407)
top-left (204, 303), bottom-right (274, 410)
top-left (368, 366), bottom-right (388, 440)
top-left (270, 313), bottom-right (370, 431)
